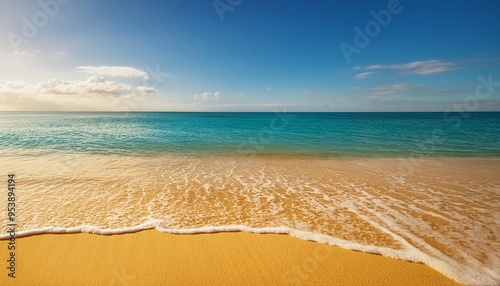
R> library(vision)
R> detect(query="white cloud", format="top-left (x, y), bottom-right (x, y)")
top-left (358, 60), bottom-right (458, 75)
top-left (136, 86), bottom-right (156, 94)
top-left (354, 72), bottom-right (374, 79)
top-left (367, 83), bottom-right (412, 99)
top-left (36, 76), bottom-right (156, 96)
top-left (12, 50), bottom-right (40, 56)
top-left (0, 77), bottom-right (157, 111)
top-left (0, 81), bottom-right (34, 93)
top-left (195, 91), bottom-right (221, 101)
top-left (76, 66), bottom-right (149, 79)
top-left (364, 65), bottom-right (385, 70)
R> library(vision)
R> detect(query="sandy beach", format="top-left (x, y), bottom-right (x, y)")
top-left (0, 230), bottom-right (460, 286)
top-left (0, 155), bottom-right (498, 285)
top-left (2, 0), bottom-right (500, 283)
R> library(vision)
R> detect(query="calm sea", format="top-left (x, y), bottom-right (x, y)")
top-left (0, 112), bottom-right (499, 157)
top-left (1, 112), bottom-right (499, 285)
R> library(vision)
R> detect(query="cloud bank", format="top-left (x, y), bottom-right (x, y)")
top-left (355, 60), bottom-right (458, 75)
top-left (0, 76), bottom-right (157, 111)
top-left (195, 91), bottom-right (221, 101)
top-left (76, 66), bottom-right (149, 79)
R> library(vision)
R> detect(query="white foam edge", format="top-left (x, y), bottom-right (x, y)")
top-left (1, 219), bottom-right (496, 286)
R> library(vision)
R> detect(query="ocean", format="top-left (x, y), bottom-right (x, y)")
top-left (0, 112), bottom-right (499, 157)
top-left (0, 112), bottom-right (499, 285)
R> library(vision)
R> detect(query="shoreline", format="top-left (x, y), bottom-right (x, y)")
top-left (3, 148), bottom-right (500, 160)
top-left (1, 155), bottom-right (497, 285)
top-left (0, 230), bottom-right (461, 286)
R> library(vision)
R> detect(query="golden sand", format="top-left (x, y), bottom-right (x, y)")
top-left (1, 230), bottom-right (460, 286)
top-left (1, 155), bottom-right (498, 284)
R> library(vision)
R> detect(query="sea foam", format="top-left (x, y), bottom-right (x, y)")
top-left (1, 221), bottom-right (498, 285)
top-left (1, 153), bottom-right (498, 286)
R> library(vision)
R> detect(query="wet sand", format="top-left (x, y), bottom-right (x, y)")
top-left (0, 230), bottom-right (460, 286)
top-left (0, 154), bottom-right (498, 285)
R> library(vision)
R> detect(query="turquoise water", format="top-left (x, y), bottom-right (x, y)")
top-left (0, 112), bottom-right (499, 157)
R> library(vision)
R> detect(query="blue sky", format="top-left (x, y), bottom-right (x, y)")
top-left (0, 0), bottom-right (499, 111)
